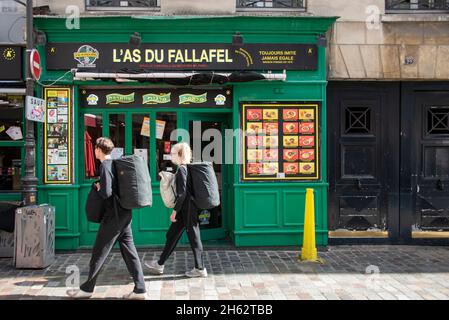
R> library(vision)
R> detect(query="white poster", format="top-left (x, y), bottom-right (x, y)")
top-left (47, 149), bottom-right (68, 165)
top-left (156, 120), bottom-right (166, 140)
top-left (6, 126), bottom-right (23, 140)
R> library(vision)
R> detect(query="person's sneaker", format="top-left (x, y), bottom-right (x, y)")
top-left (66, 289), bottom-right (92, 299)
top-left (185, 268), bottom-right (208, 278)
top-left (145, 260), bottom-right (164, 275)
top-left (123, 292), bottom-right (148, 300)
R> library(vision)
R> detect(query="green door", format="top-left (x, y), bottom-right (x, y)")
top-left (79, 110), bottom-right (172, 247)
top-left (181, 113), bottom-right (232, 242)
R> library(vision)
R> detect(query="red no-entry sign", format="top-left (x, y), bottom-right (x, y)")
top-left (30, 49), bottom-right (41, 81)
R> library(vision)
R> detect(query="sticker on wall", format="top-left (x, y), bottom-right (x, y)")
top-left (214, 94), bottom-right (226, 106)
top-left (86, 94), bottom-right (99, 106)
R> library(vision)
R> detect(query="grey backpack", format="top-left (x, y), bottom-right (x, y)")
top-left (159, 171), bottom-right (176, 208)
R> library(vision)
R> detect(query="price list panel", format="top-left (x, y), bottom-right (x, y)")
top-left (242, 103), bottom-right (319, 181)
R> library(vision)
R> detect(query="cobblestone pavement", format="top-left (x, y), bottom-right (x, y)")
top-left (2, 245), bottom-right (449, 300)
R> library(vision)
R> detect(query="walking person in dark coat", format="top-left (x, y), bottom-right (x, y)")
top-left (67, 137), bottom-right (147, 299)
top-left (145, 142), bottom-right (207, 278)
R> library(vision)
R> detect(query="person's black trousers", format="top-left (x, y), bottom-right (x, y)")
top-left (80, 212), bottom-right (146, 294)
top-left (158, 219), bottom-right (204, 270)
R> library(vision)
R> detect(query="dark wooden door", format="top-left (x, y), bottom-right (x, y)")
top-left (401, 84), bottom-right (449, 240)
top-left (328, 82), bottom-right (400, 239)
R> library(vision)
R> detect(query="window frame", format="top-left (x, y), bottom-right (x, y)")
top-left (236, 0), bottom-right (306, 11)
top-left (85, 0), bottom-right (161, 11)
top-left (385, 0), bottom-right (449, 13)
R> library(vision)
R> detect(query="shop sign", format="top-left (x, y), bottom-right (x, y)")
top-left (106, 93), bottom-right (135, 104)
top-left (142, 93), bottom-right (171, 105)
top-left (179, 93), bottom-right (207, 105)
top-left (73, 45), bottom-right (99, 68)
top-left (80, 88), bottom-right (232, 108)
top-left (241, 102), bottom-right (320, 181)
top-left (0, 45), bottom-right (22, 81)
top-left (25, 96), bottom-right (46, 122)
top-left (46, 43), bottom-right (318, 71)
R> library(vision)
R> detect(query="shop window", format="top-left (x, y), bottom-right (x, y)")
top-left (344, 107), bottom-right (372, 135)
top-left (0, 95), bottom-right (24, 141)
top-left (84, 113), bottom-right (103, 178)
top-left (132, 114), bottom-right (150, 168)
top-left (156, 113), bottom-right (177, 180)
top-left (427, 107), bottom-right (449, 135)
top-left (109, 114), bottom-right (125, 159)
top-left (0, 147), bottom-right (22, 191)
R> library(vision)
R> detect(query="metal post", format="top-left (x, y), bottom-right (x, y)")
top-left (22, 0), bottom-right (38, 205)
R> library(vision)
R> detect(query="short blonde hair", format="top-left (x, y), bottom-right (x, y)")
top-left (171, 142), bottom-right (192, 165)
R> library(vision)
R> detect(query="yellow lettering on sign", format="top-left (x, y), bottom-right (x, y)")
top-left (168, 49), bottom-right (176, 63)
top-left (175, 50), bottom-right (184, 63)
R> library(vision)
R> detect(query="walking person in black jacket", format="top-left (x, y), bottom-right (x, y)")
top-left (146, 142), bottom-right (207, 278)
top-left (67, 137), bottom-right (147, 299)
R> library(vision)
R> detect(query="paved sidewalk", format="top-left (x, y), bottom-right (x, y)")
top-left (1, 245), bottom-right (449, 300)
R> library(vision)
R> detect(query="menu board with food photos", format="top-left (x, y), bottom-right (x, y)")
top-left (44, 88), bottom-right (72, 184)
top-left (242, 103), bottom-right (319, 181)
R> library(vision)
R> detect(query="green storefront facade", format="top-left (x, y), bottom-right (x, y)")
top-left (23, 15), bottom-right (336, 250)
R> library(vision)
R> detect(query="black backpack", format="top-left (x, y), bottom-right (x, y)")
top-left (85, 183), bottom-right (105, 223)
top-left (113, 155), bottom-right (153, 210)
top-left (187, 162), bottom-right (220, 210)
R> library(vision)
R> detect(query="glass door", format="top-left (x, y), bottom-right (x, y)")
top-left (182, 113), bottom-right (232, 241)
top-left (81, 111), bottom-right (152, 245)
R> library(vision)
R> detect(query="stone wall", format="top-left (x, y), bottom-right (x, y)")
top-left (328, 21), bottom-right (449, 80)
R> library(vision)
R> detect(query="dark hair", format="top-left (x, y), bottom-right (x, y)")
top-left (95, 137), bottom-right (114, 155)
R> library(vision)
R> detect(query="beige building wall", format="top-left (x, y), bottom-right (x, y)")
top-left (309, 0), bottom-right (449, 80)
top-left (34, 1), bottom-right (449, 80)
top-left (34, 0), bottom-right (235, 15)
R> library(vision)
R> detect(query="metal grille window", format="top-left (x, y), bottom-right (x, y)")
top-left (86, 0), bottom-right (160, 9)
top-left (237, 0), bottom-right (306, 9)
top-left (427, 107), bottom-right (449, 135)
top-left (386, 0), bottom-right (449, 11)
top-left (345, 107), bottom-right (372, 135)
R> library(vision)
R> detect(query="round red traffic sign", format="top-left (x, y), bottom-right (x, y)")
top-left (30, 49), bottom-right (41, 81)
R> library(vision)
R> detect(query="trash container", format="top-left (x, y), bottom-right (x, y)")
top-left (14, 204), bottom-right (55, 269)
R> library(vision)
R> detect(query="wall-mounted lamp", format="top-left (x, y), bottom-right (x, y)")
top-left (317, 34), bottom-right (327, 48)
top-left (129, 32), bottom-right (142, 47)
top-left (232, 32), bottom-right (244, 47)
